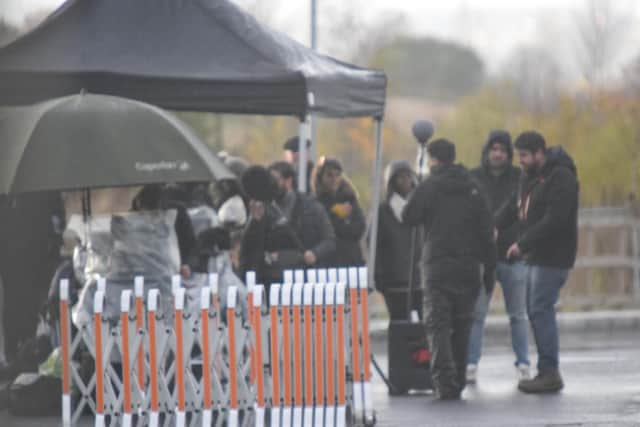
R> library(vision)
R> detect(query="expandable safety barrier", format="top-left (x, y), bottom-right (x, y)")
top-left (59, 267), bottom-right (375, 426)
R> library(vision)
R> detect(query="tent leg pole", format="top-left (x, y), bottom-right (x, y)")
top-left (298, 117), bottom-right (309, 193)
top-left (367, 118), bottom-right (384, 290)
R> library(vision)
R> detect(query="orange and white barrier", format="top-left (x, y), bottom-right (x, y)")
top-left (60, 267), bottom-right (376, 427)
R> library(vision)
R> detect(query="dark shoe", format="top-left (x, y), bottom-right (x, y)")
top-left (518, 369), bottom-right (564, 393)
top-left (434, 387), bottom-right (462, 400)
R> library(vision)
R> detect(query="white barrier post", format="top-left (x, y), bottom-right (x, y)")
top-left (174, 288), bottom-right (186, 427)
top-left (328, 268), bottom-right (338, 285)
top-left (318, 269), bottom-right (328, 286)
top-left (269, 284), bottom-right (282, 427)
top-left (120, 290), bottom-right (133, 427)
top-left (303, 284), bottom-right (314, 427)
top-left (147, 289), bottom-right (160, 427)
top-left (294, 270), bottom-right (305, 286)
top-left (335, 283), bottom-right (347, 427)
top-left (247, 271), bottom-right (257, 387)
top-left (313, 283), bottom-right (325, 427)
top-left (201, 287), bottom-right (213, 427)
top-left (134, 276), bottom-right (145, 413)
top-left (307, 269), bottom-right (318, 285)
top-left (93, 289), bottom-right (105, 427)
top-left (284, 270), bottom-right (294, 285)
top-left (359, 267), bottom-right (374, 423)
top-left (324, 282), bottom-right (336, 427)
top-left (348, 267), bottom-right (364, 420)
top-left (253, 285), bottom-right (266, 427)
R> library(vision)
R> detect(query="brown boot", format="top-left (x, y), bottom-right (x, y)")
top-left (518, 369), bottom-right (564, 393)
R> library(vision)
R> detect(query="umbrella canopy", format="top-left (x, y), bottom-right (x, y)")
top-left (0, 0), bottom-right (386, 118)
top-left (0, 93), bottom-right (234, 195)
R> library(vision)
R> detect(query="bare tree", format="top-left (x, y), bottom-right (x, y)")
top-left (574, 0), bottom-right (633, 88)
top-left (502, 45), bottom-right (563, 114)
top-left (319, 1), bottom-right (407, 66)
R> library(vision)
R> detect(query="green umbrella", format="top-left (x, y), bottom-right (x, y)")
top-left (0, 93), bottom-right (234, 195)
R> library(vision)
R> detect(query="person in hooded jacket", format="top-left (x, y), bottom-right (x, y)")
top-left (466, 130), bottom-right (530, 384)
top-left (497, 131), bottom-right (578, 394)
top-left (311, 157), bottom-right (366, 268)
top-left (403, 139), bottom-right (496, 400)
top-left (374, 160), bottom-right (422, 320)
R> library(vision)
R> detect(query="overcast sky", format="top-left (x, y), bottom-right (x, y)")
top-left (3, 0), bottom-right (640, 77)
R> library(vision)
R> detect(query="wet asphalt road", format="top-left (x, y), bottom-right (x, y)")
top-left (1, 331), bottom-right (639, 426)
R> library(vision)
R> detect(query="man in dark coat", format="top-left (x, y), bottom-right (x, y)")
top-left (0, 192), bottom-right (65, 362)
top-left (497, 131), bottom-right (578, 394)
top-left (467, 130), bottom-right (530, 384)
top-left (240, 162), bottom-right (335, 290)
top-left (403, 139), bottom-right (496, 400)
top-left (375, 160), bottom-right (422, 320)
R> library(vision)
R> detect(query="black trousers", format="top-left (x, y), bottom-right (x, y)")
top-left (382, 288), bottom-right (424, 321)
top-left (423, 283), bottom-right (479, 396)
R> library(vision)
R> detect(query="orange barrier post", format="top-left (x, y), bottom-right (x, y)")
top-left (359, 267), bottom-right (374, 422)
top-left (281, 282), bottom-right (293, 427)
top-left (120, 290), bottom-right (133, 427)
top-left (59, 280), bottom-right (71, 427)
top-left (226, 287), bottom-right (239, 427)
top-left (253, 285), bottom-right (266, 427)
top-left (303, 284), bottom-right (314, 425)
top-left (147, 289), bottom-right (160, 427)
top-left (269, 284), bottom-right (282, 427)
top-left (292, 282), bottom-right (304, 425)
top-left (174, 288), bottom-right (186, 427)
top-left (200, 287), bottom-right (213, 427)
top-left (93, 289), bottom-right (105, 427)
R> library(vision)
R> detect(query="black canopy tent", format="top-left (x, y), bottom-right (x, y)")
top-left (0, 0), bottom-right (388, 287)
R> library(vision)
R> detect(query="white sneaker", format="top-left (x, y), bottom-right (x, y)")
top-left (466, 364), bottom-right (477, 384)
top-left (517, 363), bottom-right (531, 380)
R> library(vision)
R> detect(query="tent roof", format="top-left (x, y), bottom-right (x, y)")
top-left (0, 0), bottom-right (387, 118)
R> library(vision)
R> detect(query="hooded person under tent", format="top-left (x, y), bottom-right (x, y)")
top-left (374, 160), bottom-right (423, 320)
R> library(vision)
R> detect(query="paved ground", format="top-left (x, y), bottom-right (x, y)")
top-left (1, 331), bottom-right (639, 426)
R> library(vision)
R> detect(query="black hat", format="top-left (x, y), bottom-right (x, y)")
top-left (283, 136), bottom-right (311, 153)
top-left (241, 166), bottom-right (277, 202)
top-left (427, 138), bottom-right (456, 164)
top-left (514, 131), bottom-right (546, 153)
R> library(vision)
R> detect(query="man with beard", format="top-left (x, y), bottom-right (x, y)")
top-left (467, 130), bottom-right (530, 384)
top-left (403, 139), bottom-right (496, 400)
top-left (497, 131), bottom-right (578, 394)
top-left (240, 162), bottom-right (335, 291)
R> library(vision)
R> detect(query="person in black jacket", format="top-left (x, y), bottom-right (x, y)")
top-left (466, 130), bottom-right (530, 384)
top-left (403, 139), bottom-right (496, 400)
top-left (311, 157), bottom-right (366, 268)
top-left (240, 162), bottom-right (335, 291)
top-left (497, 131), bottom-right (579, 394)
top-left (375, 160), bottom-right (422, 320)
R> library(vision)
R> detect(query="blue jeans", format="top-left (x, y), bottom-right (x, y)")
top-left (467, 261), bottom-right (529, 366)
top-left (525, 265), bottom-right (569, 372)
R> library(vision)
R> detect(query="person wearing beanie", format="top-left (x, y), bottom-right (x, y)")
top-left (283, 136), bottom-right (313, 194)
top-left (403, 138), bottom-right (497, 400)
top-left (497, 131), bottom-right (579, 394)
top-left (466, 130), bottom-right (530, 385)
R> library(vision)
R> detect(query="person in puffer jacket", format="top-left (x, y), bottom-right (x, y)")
top-left (374, 160), bottom-right (422, 320)
top-left (497, 131), bottom-right (579, 394)
top-left (311, 157), bottom-right (366, 268)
